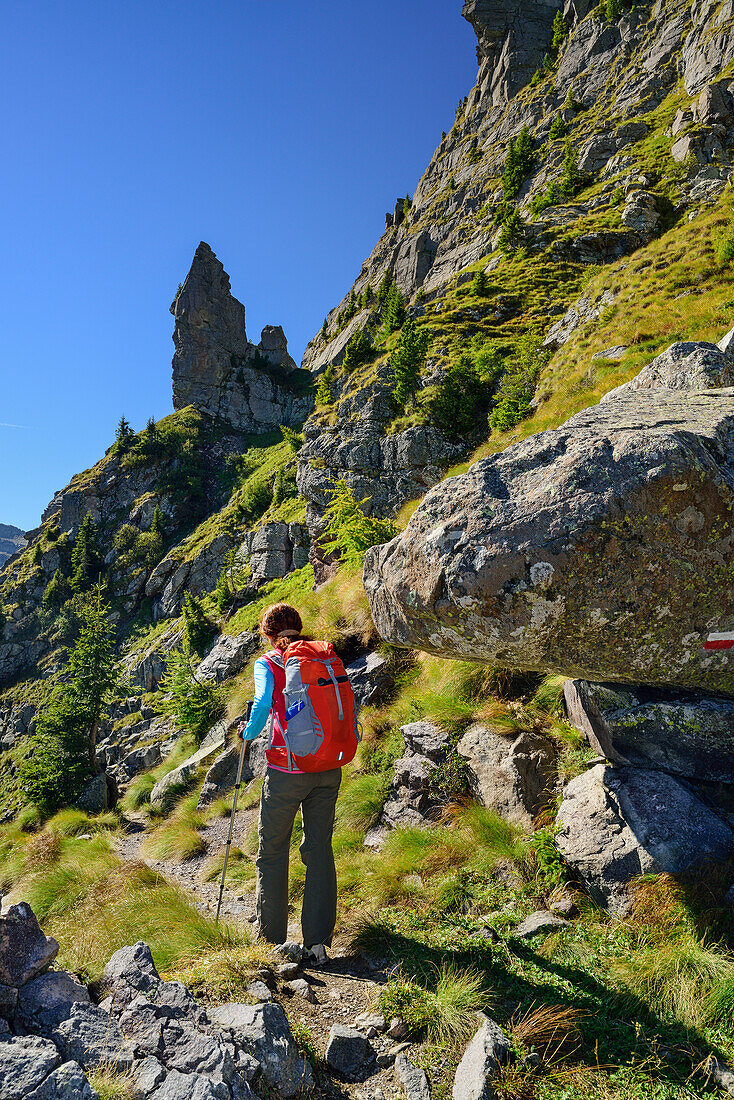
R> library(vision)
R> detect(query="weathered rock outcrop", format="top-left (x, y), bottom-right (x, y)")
top-left (462, 0), bottom-right (563, 107)
top-left (456, 724), bottom-right (556, 827)
top-left (364, 721), bottom-right (453, 847)
top-left (603, 341), bottom-right (734, 400)
top-left (556, 764), bottom-right (734, 915)
top-left (564, 679), bottom-right (734, 783)
top-left (171, 242), bottom-right (313, 433)
top-left (365, 384), bottom-right (734, 697)
top-left (0, 526), bottom-right (25, 568)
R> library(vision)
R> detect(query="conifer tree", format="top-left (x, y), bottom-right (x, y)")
top-left (472, 269), bottom-right (489, 297)
top-left (20, 583), bottom-right (118, 813)
top-left (390, 319), bottom-right (431, 408)
top-left (502, 126), bottom-right (535, 200)
top-left (316, 364), bottom-right (335, 405)
top-left (112, 415), bottom-right (135, 454)
top-left (343, 328), bottom-right (372, 372)
top-left (70, 513), bottom-right (100, 592)
top-left (382, 285), bottom-right (407, 335)
top-left (552, 10), bottom-right (569, 51)
top-left (377, 270), bottom-right (394, 307)
top-left (156, 644), bottom-right (224, 743)
top-left (42, 568), bottom-right (70, 610)
top-left (182, 591), bottom-right (214, 655)
top-left (151, 506), bottom-right (163, 536)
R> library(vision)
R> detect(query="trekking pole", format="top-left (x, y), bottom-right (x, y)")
top-left (216, 700), bottom-right (252, 923)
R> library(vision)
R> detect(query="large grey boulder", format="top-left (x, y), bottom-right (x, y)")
top-left (198, 744), bottom-right (253, 808)
top-left (364, 386), bottom-right (734, 698)
top-left (365, 722), bottom-right (452, 846)
top-left (195, 634), bottom-right (256, 684)
top-left (54, 1002), bottom-right (134, 1070)
top-left (556, 764), bottom-right (734, 915)
top-left (564, 679), bottom-right (734, 782)
top-left (346, 651), bottom-right (390, 712)
top-left (16, 971), bottom-right (90, 1033)
top-left (75, 772), bottom-right (110, 814)
top-left (102, 942), bottom-right (199, 1020)
top-left (602, 342), bottom-right (734, 401)
top-left (395, 1052), bottom-right (431, 1099)
top-left (0, 904), bottom-right (58, 988)
top-left (24, 1060), bottom-right (99, 1100)
top-left (147, 1068), bottom-right (236, 1100)
top-left (457, 725), bottom-right (556, 827)
top-left (0, 1035), bottom-right (60, 1100)
top-left (208, 1002), bottom-right (309, 1098)
top-left (453, 1015), bottom-right (510, 1100)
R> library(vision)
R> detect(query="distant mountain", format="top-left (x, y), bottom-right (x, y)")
top-left (0, 525), bottom-right (26, 567)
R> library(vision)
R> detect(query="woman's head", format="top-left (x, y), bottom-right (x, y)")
top-left (260, 603), bottom-right (303, 652)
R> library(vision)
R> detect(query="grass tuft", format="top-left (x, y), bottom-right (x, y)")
top-left (378, 964), bottom-right (490, 1044)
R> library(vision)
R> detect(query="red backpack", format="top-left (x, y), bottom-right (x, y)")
top-left (263, 640), bottom-right (360, 773)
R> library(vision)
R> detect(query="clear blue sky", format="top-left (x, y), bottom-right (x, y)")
top-left (0, 1), bottom-right (476, 532)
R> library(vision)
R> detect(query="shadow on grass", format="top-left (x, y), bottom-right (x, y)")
top-left (351, 917), bottom-right (723, 1089)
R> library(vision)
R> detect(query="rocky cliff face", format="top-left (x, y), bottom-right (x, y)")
top-left (0, 526), bottom-right (25, 567)
top-left (172, 242), bottom-right (312, 432)
top-left (462, 0), bottom-right (563, 107)
top-left (292, 0), bottom-right (734, 558)
top-left (302, 0), bottom-right (734, 362)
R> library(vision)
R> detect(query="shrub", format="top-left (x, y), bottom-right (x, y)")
top-left (316, 365), bottom-right (335, 406)
top-left (378, 966), bottom-right (489, 1044)
top-left (279, 425), bottom-right (303, 452)
top-left (182, 591), bottom-right (216, 656)
top-left (714, 223), bottom-right (734, 266)
top-left (390, 320), bottom-right (431, 409)
top-left (490, 333), bottom-right (549, 433)
top-left (549, 115), bottom-right (566, 141)
top-left (114, 524), bottom-right (138, 554)
top-left (531, 140), bottom-right (590, 214)
top-left (502, 126), bottom-right (535, 201)
top-left (241, 477), bottom-right (273, 523)
top-left (42, 569), bottom-right (70, 610)
top-left (156, 645), bottom-right (226, 743)
top-left (342, 328), bottom-right (373, 372)
top-left (423, 356), bottom-right (490, 440)
top-left (321, 479), bottom-right (397, 564)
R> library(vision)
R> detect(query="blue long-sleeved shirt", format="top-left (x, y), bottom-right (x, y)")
top-left (241, 657), bottom-right (274, 740)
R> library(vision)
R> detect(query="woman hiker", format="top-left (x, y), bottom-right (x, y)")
top-left (238, 602), bottom-right (356, 966)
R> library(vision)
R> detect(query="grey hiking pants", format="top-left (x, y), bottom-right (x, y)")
top-left (256, 767), bottom-right (342, 948)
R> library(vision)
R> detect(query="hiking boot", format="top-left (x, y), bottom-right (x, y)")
top-left (302, 943), bottom-right (328, 967)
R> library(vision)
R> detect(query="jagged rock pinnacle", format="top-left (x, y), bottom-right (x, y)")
top-left (170, 243), bottom-right (311, 432)
top-left (461, 0), bottom-right (563, 106)
top-left (171, 241), bottom-right (248, 413)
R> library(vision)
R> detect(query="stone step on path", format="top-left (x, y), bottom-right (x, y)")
top-left (112, 810), bottom-right (425, 1096)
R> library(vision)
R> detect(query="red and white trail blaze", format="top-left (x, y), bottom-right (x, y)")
top-left (704, 632), bottom-right (734, 651)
